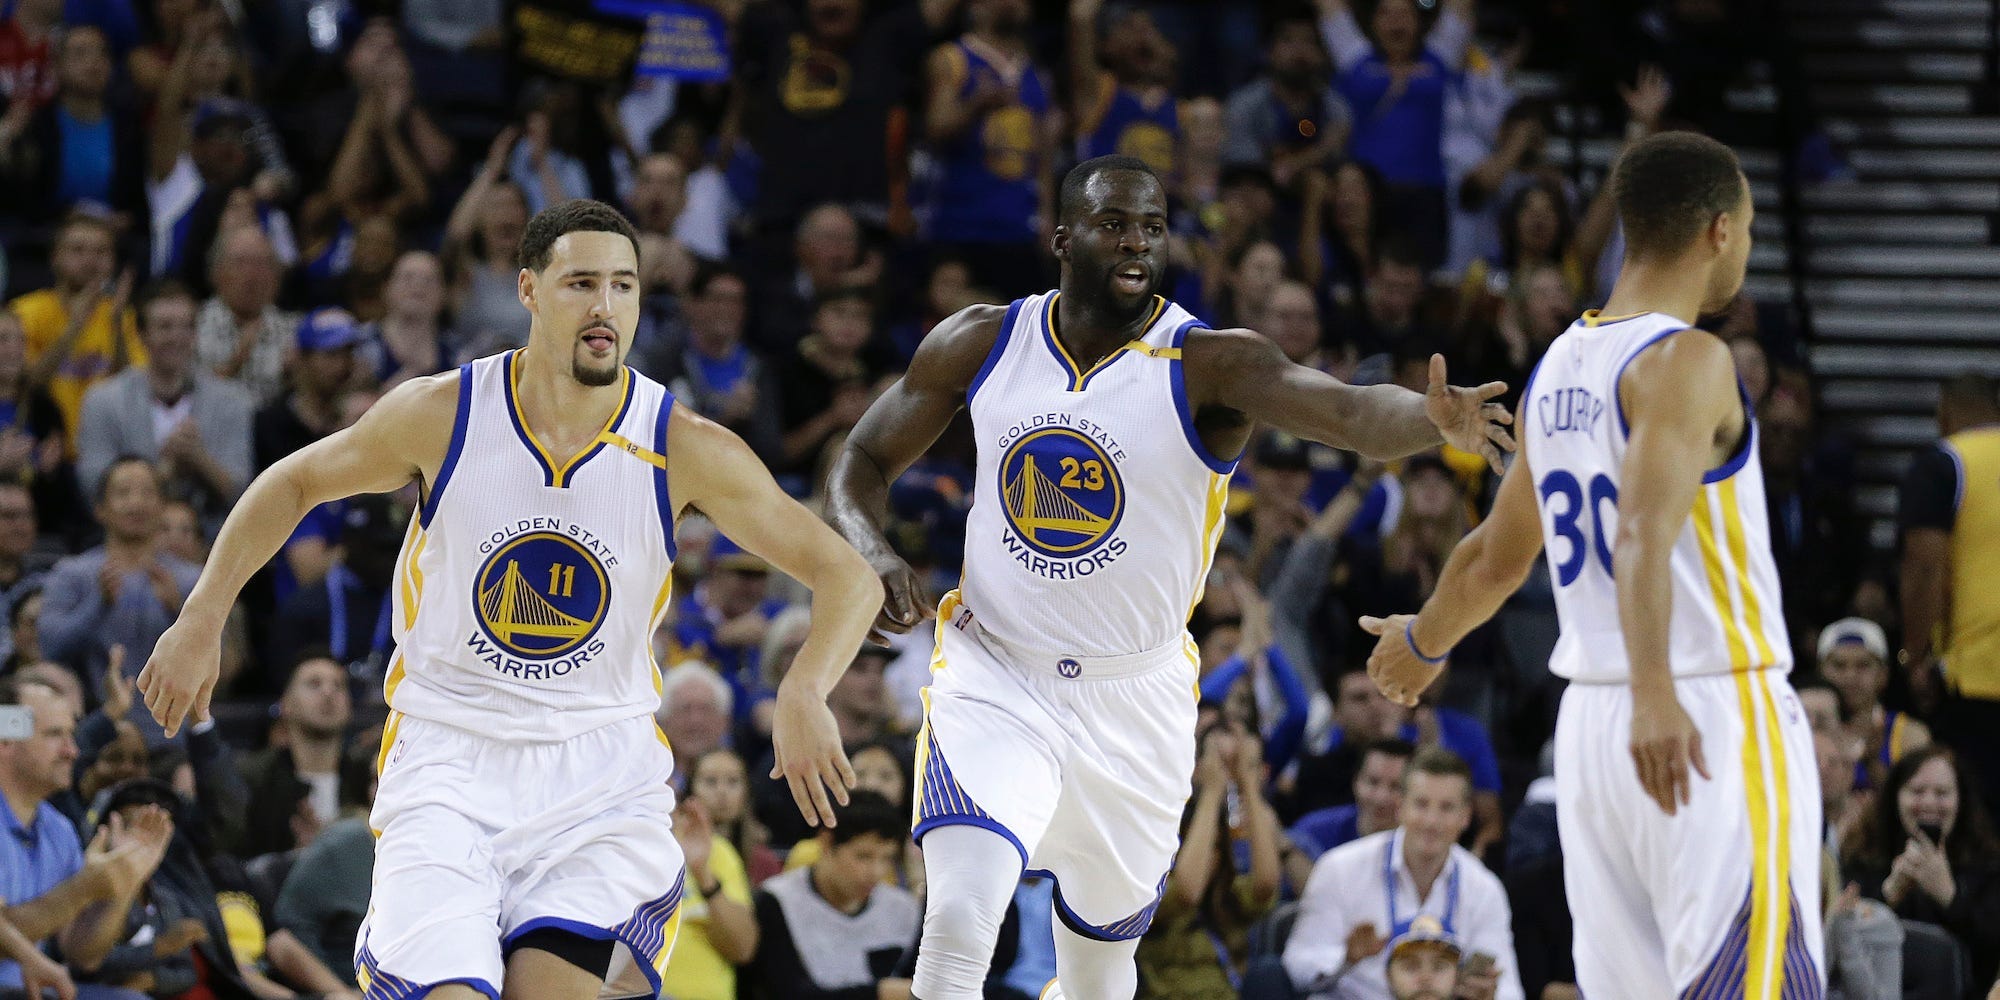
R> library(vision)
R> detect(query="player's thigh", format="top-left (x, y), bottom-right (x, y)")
top-left (500, 940), bottom-right (615, 1000)
top-left (917, 624), bottom-right (1067, 858)
top-left (360, 797), bottom-right (507, 991)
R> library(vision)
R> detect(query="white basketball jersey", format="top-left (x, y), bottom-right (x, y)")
top-left (958, 292), bottom-right (1234, 658)
top-left (386, 350), bottom-right (679, 741)
top-left (1523, 311), bottom-right (1790, 683)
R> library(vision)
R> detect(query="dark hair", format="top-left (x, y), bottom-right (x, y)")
top-left (1361, 736), bottom-right (1417, 768)
top-left (1613, 132), bottom-right (1745, 260)
top-left (135, 278), bottom-right (197, 331)
top-left (1402, 746), bottom-right (1473, 795)
top-left (691, 262), bottom-right (745, 299)
top-left (94, 455), bottom-right (162, 505)
top-left (1059, 154), bottom-right (1162, 222)
top-left (1264, 5), bottom-right (1324, 47)
top-left (813, 284), bottom-right (874, 314)
top-left (824, 788), bottom-right (908, 847)
top-left (846, 736), bottom-right (912, 787)
top-left (0, 674), bottom-right (24, 706)
top-left (56, 210), bottom-right (116, 246)
top-left (1499, 180), bottom-right (1576, 271)
top-left (1373, 235), bottom-right (1427, 275)
top-left (288, 645), bottom-right (341, 680)
top-left (517, 199), bottom-right (641, 274)
top-left (1853, 743), bottom-right (2000, 872)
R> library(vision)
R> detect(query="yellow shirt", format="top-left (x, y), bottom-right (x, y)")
top-left (656, 836), bottom-right (749, 1000)
top-left (8, 289), bottom-right (145, 456)
top-left (1945, 427), bottom-right (2000, 698)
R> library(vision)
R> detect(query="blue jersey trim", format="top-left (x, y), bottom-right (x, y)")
top-left (914, 814), bottom-right (1030, 868)
top-left (357, 946), bottom-right (501, 1000)
top-left (1946, 441), bottom-right (1967, 514)
top-left (1169, 320), bottom-right (1239, 474)
top-left (654, 390), bottom-right (679, 561)
top-left (1025, 869), bottom-right (1169, 941)
top-left (1701, 384), bottom-right (1758, 484)
top-left (419, 363), bottom-right (475, 529)
top-left (968, 298), bottom-right (1023, 403)
top-left (1612, 327), bottom-right (1690, 438)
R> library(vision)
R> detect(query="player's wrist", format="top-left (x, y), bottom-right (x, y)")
top-left (1405, 620), bottom-right (1449, 666)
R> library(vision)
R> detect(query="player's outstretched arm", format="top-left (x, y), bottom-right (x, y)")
top-left (1617, 330), bottom-right (1739, 816)
top-left (139, 373), bottom-right (454, 736)
top-left (1358, 429), bottom-right (1543, 705)
top-left (1184, 328), bottom-right (1515, 471)
top-left (669, 406), bottom-right (884, 829)
top-left (827, 304), bottom-right (1003, 640)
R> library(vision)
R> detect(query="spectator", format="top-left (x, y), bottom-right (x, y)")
top-left (76, 277), bottom-right (253, 522)
top-left (356, 250), bottom-right (450, 391)
top-left (1817, 616), bottom-right (1929, 793)
top-left (0, 24), bottom-right (147, 226)
top-left (40, 457), bottom-right (198, 740)
top-left (1283, 667), bottom-right (1409, 822)
top-left (0, 0), bottom-right (60, 109)
top-left (1284, 747), bottom-right (1522, 1000)
top-left (1315, 0), bottom-right (1474, 268)
top-left (268, 488), bottom-right (401, 676)
top-left (0, 482), bottom-right (48, 664)
top-left (1761, 388), bottom-right (1862, 655)
top-left (1344, 240), bottom-right (1442, 387)
top-left (293, 44), bottom-right (429, 312)
top-left (1502, 852), bottom-right (1575, 1000)
top-left (10, 212), bottom-right (140, 452)
top-left (1221, 10), bottom-right (1350, 184)
top-left (1260, 279), bottom-right (1337, 373)
top-left (4, 585), bottom-right (43, 674)
top-left (754, 204), bottom-right (879, 355)
top-left (1070, 0), bottom-right (1178, 176)
top-left (779, 738), bottom-right (918, 886)
top-left (661, 796), bottom-right (761, 1000)
top-left (1300, 158), bottom-right (1384, 310)
top-left (439, 133), bottom-right (530, 357)
top-left (1287, 737), bottom-right (1415, 884)
top-left (1815, 723), bottom-right (1867, 862)
top-left (732, 0), bottom-right (953, 238)
top-left (1382, 919), bottom-right (1481, 1000)
top-left (669, 536), bottom-right (787, 716)
top-left (826, 645), bottom-right (899, 746)
top-left (1899, 372), bottom-right (2000, 806)
top-left (652, 115), bottom-right (737, 263)
top-left (1135, 724), bottom-right (1282, 998)
top-left (1199, 581), bottom-right (1309, 775)
top-left (624, 151), bottom-right (692, 240)
top-left (927, 0), bottom-right (1053, 299)
top-left (0, 310), bottom-right (71, 522)
top-left (507, 80), bottom-right (595, 215)
top-left (271, 774), bottom-right (375, 985)
top-left (1844, 744), bottom-right (2000, 989)
top-left (0, 675), bottom-right (173, 998)
top-left (745, 789), bottom-right (920, 1000)
top-left (658, 661), bottom-right (736, 784)
top-left (193, 224), bottom-right (295, 403)
top-left (776, 286), bottom-right (885, 482)
top-left (657, 264), bottom-right (780, 462)
top-left (687, 746), bottom-right (784, 887)
top-left (231, 651), bottom-right (354, 859)
top-left (252, 307), bottom-right (357, 471)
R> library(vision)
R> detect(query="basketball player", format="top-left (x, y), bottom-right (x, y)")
top-left (1359, 132), bottom-right (1824, 997)
top-left (825, 154), bottom-right (1514, 1000)
top-left (135, 200), bottom-right (880, 1000)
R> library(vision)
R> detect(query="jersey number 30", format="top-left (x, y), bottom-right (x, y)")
top-left (1539, 470), bottom-right (1618, 586)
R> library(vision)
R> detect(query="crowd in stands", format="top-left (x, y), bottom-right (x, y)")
top-left (0, 0), bottom-right (1994, 998)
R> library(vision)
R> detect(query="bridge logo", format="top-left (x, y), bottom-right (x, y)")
top-left (472, 532), bottom-right (610, 658)
top-left (998, 427), bottom-right (1124, 558)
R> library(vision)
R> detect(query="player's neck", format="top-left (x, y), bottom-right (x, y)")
top-left (1053, 292), bottom-right (1151, 360)
top-left (513, 347), bottom-right (624, 445)
top-left (1599, 260), bottom-right (1705, 327)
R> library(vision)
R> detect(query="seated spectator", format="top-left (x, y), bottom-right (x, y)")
top-left (252, 307), bottom-right (358, 471)
top-left (1817, 616), bottom-right (1928, 792)
top-left (440, 137), bottom-right (531, 357)
top-left (0, 675), bottom-right (172, 998)
top-left (1796, 674), bottom-right (1844, 736)
top-left (1287, 737), bottom-right (1415, 883)
top-left (4, 584), bottom-right (43, 674)
top-left (1284, 747), bottom-right (1522, 999)
top-left (1283, 667), bottom-right (1409, 822)
top-left (668, 538), bottom-right (788, 719)
top-left (39, 457), bottom-right (199, 742)
top-left (687, 746), bottom-right (783, 887)
top-left (1343, 240), bottom-right (1442, 387)
top-left (356, 250), bottom-right (450, 391)
top-left (9, 212), bottom-right (140, 454)
top-left (77, 278), bottom-right (253, 524)
top-left (268, 489), bottom-right (401, 679)
top-left (507, 81), bottom-right (594, 215)
top-left (0, 25), bottom-right (146, 226)
top-left (1383, 919), bottom-right (1494, 1000)
top-left (0, 0), bottom-right (60, 109)
top-left (1843, 744), bottom-right (2000, 988)
top-left (194, 225), bottom-right (297, 403)
top-left (232, 651), bottom-right (354, 859)
top-left (657, 264), bottom-right (780, 462)
top-left (659, 661), bottom-right (735, 785)
top-left (272, 752), bottom-right (376, 985)
top-left (752, 204), bottom-right (880, 355)
top-left (1136, 723), bottom-right (1282, 998)
top-left (0, 310), bottom-right (71, 524)
top-left (781, 738), bottom-right (918, 889)
top-left (1200, 582), bottom-right (1309, 776)
top-left (1211, 239), bottom-right (1286, 332)
top-left (0, 482), bottom-right (51, 664)
top-left (1816, 726), bottom-right (1867, 862)
top-left (745, 789), bottom-right (920, 1000)
top-left (661, 794), bottom-right (760, 1000)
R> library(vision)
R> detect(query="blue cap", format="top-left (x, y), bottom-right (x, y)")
top-left (1388, 915), bottom-right (1463, 960)
top-left (191, 97), bottom-right (254, 137)
top-left (709, 535), bottom-right (768, 574)
top-left (297, 308), bottom-right (362, 353)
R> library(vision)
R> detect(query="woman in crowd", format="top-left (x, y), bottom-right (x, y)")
top-left (441, 128), bottom-right (533, 357)
top-left (688, 746), bottom-right (784, 887)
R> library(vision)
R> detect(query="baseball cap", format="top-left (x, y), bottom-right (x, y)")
top-left (1817, 616), bottom-right (1888, 663)
top-left (710, 535), bottom-right (769, 575)
top-left (297, 308), bottom-right (363, 353)
top-left (1388, 915), bottom-right (1463, 961)
top-left (191, 97), bottom-right (254, 138)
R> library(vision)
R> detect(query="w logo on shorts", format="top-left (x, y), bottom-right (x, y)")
top-left (1058, 658), bottom-right (1082, 679)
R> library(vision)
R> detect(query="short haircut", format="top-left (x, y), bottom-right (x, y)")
top-left (1613, 132), bottom-right (1745, 260)
top-left (690, 261), bottom-right (745, 299)
top-left (824, 788), bottom-right (909, 846)
top-left (1373, 235), bottom-right (1427, 274)
top-left (660, 662), bottom-right (733, 718)
top-left (1059, 154), bottom-right (1162, 222)
top-left (287, 646), bottom-right (341, 684)
top-left (1361, 736), bottom-right (1417, 767)
top-left (1402, 746), bottom-right (1473, 793)
top-left (517, 199), bottom-right (641, 274)
top-left (813, 284), bottom-right (873, 314)
top-left (1264, 6), bottom-right (1323, 45)
top-left (56, 211), bottom-right (115, 247)
top-left (135, 278), bottom-right (197, 330)
top-left (94, 455), bottom-right (162, 505)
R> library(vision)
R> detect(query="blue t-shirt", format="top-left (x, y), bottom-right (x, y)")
top-left (1288, 804), bottom-right (1362, 861)
top-left (693, 346), bottom-right (752, 396)
top-left (1338, 51), bottom-right (1455, 188)
top-left (0, 800), bottom-right (86, 987)
top-left (1400, 707), bottom-right (1502, 795)
top-left (55, 107), bottom-right (114, 208)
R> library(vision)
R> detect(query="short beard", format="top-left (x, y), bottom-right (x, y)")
top-left (572, 351), bottom-right (622, 387)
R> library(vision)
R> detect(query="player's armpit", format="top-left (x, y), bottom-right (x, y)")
top-left (278, 369), bottom-right (458, 506)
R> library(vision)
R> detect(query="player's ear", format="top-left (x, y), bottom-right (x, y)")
top-left (1051, 225), bottom-right (1070, 261)
top-left (517, 267), bottom-right (536, 310)
top-left (1707, 211), bottom-right (1732, 254)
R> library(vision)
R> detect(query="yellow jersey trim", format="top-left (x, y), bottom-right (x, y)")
top-left (505, 350), bottom-right (635, 488)
top-left (1042, 293), bottom-right (1168, 391)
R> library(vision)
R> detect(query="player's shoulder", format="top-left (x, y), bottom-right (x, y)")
top-left (908, 301), bottom-right (1014, 391)
top-left (1180, 325), bottom-right (1282, 368)
top-left (374, 365), bottom-right (467, 423)
top-left (1619, 323), bottom-right (1734, 391)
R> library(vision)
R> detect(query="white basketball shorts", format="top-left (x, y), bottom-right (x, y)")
top-left (356, 711), bottom-right (685, 999)
top-left (913, 592), bottom-right (1200, 940)
top-left (1555, 669), bottom-right (1825, 999)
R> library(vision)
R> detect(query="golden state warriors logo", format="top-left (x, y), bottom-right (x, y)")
top-left (1116, 122), bottom-right (1175, 177)
top-left (473, 532), bottom-right (610, 659)
top-left (1000, 426), bottom-right (1125, 556)
top-left (983, 105), bottom-right (1037, 181)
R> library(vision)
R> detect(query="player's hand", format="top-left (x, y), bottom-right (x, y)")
top-left (1629, 689), bottom-right (1709, 816)
top-left (770, 681), bottom-right (857, 828)
top-left (19, 947), bottom-right (75, 1000)
top-left (866, 552), bottom-right (935, 644)
top-left (1422, 354), bottom-right (1514, 474)
top-left (137, 613), bottom-right (223, 739)
top-left (1358, 614), bottom-right (1443, 707)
